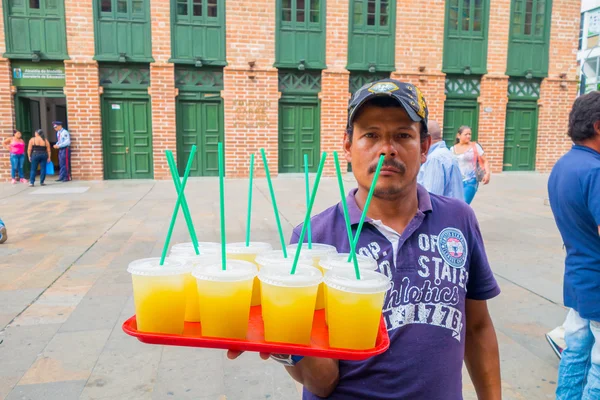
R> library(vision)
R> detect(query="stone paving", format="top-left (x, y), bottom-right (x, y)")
top-left (0, 173), bottom-right (566, 399)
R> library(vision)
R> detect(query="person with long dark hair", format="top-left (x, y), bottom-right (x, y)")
top-left (450, 126), bottom-right (490, 204)
top-left (27, 129), bottom-right (51, 187)
top-left (3, 129), bottom-right (26, 184)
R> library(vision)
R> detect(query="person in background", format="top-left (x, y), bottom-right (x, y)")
top-left (3, 129), bottom-right (27, 184)
top-left (27, 129), bottom-right (51, 187)
top-left (417, 120), bottom-right (464, 200)
top-left (548, 90), bottom-right (600, 399)
top-left (450, 126), bottom-right (490, 204)
top-left (0, 218), bottom-right (6, 244)
top-left (53, 121), bottom-right (71, 182)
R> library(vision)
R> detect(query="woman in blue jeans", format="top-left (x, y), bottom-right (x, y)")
top-left (3, 130), bottom-right (26, 184)
top-left (27, 129), bottom-right (51, 187)
top-left (450, 126), bottom-right (491, 204)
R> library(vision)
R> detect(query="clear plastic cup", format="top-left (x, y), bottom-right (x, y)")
top-left (169, 254), bottom-right (221, 322)
top-left (258, 263), bottom-right (322, 345)
top-left (287, 243), bottom-right (337, 310)
top-left (255, 250), bottom-right (312, 268)
top-left (319, 253), bottom-right (379, 324)
top-left (226, 242), bottom-right (273, 306)
top-left (325, 269), bottom-right (391, 350)
top-left (170, 242), bottom-right (221, 257)
top-left (192, 260), bottom-right (257, 339)
top-left (128, 258), bottom-right (189, 334)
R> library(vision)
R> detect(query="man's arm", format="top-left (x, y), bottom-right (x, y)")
top-left (464, 299), bottom-right (501, 400)
top-left (285, 357), bottom-right (340, 397)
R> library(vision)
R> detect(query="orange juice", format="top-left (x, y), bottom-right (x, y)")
top-left (319, 253), bottom-right (379, 324)
top-left (325, 269), bottom-right (391, 350)
top-left (128, 258), bottom-right (188, 334)
top-left (170, 254), bottom-right (221, 322)
top-left (226, 242), bottom-right (273, 306)
top-left (258, 263), bottom-right (322, 344)
top-left (287, 243), bottom-right (337, 310)
top-left (192, 259), bottom-right (256, 339)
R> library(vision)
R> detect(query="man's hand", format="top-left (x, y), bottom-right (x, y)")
top-left (53, 145), bottom-right (58, 149)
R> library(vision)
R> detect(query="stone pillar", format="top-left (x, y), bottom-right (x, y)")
top-left (392, 0), bottom-right (446, 122)
top-left (149, 0), bottom-right (176, 180)
top-left (476, 0), bottom-right (511, 173)
top-left (63, 0), bottom-right (103, 180)
top-left (0, 0), bottom-right (15, 181)
top-left (223, 0), bottom-right (279, 178)
top-left (319, 0), bottom-right (350, 176)
top-left (536, 0), bottom-right (580, 172)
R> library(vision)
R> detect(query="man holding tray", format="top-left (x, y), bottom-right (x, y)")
top-left (230, 79), bottom-right (501, 399)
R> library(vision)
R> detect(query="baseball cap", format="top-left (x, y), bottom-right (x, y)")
top-left (52, 121), bottom-right (62, 127)
top-left (347, 79), bottom-right (429, 134)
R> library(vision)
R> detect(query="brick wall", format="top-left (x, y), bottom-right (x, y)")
top-left (64, 0), bottom-right (103, 180)
top-left (320, 0), bottom-right (350, 176)
top-left (223, 0), bottom-right (279, 178)
top-left (0, 0), bottom-right (15, 181)
top-left (149, 0), bottom-right (176, 180)
top-left (536, 0), bottom-right (580, 172)
top-left (392, 0), bottom-right (446, 125)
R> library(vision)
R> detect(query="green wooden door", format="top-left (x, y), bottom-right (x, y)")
top-left (442, 100), bottom-right (479, 147)
top-left (103, 98), bottom-right (153, 179)
top-left (503, 103), bottom-right (538, 171)
top-left (4, 0), bottom-right (68, 59)
top-left (279, 102), bottom-right (320, 173)
top-left (176, 99), bottom-right (224, 176)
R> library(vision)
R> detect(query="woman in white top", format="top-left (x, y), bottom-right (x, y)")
top-left (450, 126), bottom-right (490, 204)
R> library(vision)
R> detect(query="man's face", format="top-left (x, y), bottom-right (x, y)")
top-left (344, 104), bottom-right (430, 200)
top-left (53, 125), bottom-right (60, 131)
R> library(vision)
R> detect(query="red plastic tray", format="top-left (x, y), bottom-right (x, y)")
top-left (122, 306), bottom-right (389, 361)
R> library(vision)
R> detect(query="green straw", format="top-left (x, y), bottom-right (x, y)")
top-left (165, 152), bottom-right (200, 255)
top-left (160, 146), bottom-right (198, 265)
top-left (303, 154), bottom-right (312, 249)
top-left (218, 143), bottom-right (226, 270)
top-left (260, 148), bottom-right (287, 258)
top-left (291, 152), bottom-right (327, 275)
top-left (245, 153), bottom-right (254, 247)
top-left (347, 155), bottom-right (385, 263)
top-left (333, 152), bottom-right (361, 280)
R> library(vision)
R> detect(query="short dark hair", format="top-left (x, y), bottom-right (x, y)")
top-left (346, 97), bottom-right (428, 142)
top-left (568, 91), bottom-right (600, 143)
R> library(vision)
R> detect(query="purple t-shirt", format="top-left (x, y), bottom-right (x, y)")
top-left (291, 185), bottom-right (500, 400)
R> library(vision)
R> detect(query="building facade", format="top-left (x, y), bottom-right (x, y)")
top-left (578, 0), bottom-right (600, 94)
top-left (0, 0), bottom-right (580, 181)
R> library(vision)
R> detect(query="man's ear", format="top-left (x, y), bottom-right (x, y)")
top-left (343, 131), bottom-right (352, 163)
top-left (421, 135), bottom-right (432, 164)
top-left (594, 121), bottom-right (600, 136)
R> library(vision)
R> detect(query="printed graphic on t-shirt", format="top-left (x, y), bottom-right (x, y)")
top-left (357, 229), bottom-right (469, 342)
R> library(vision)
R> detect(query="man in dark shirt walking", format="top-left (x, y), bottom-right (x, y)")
top-left (548, 91), bottom-right (600, 399)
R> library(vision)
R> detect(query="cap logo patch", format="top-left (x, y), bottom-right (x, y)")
top-left (368, 82), bottom-right (399, 94)
top-left (415, 86), bottom-right (427, 119)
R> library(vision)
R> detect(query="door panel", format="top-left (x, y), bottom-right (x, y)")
top-left (129, 101), bottom-right (153, 178)
top-left (503, 104), bottom-right (538, 171)
top-left (103, 98), bottom-right (153, 179)
top-left (104, 99), bottom-right (130, 179)
top-left (278, 102), bottom-right (320, 173)
top-left (176, 99), bottom-right (224, 177)
top-left (443, 101), bottom-right (479, 147)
